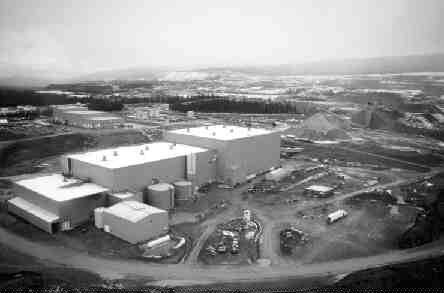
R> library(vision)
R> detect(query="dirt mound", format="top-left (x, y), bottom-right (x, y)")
top-left (301, 112), bottom-right (351, 132)
top-left (352, 107), bottom-right (403, 131)
top-left (292, 112), bottom-right (351, 140)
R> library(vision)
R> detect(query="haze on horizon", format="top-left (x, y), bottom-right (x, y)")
top-left (0, 0), bottom-right (443, 78)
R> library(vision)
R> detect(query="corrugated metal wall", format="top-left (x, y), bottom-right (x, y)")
top-left (102, 210), bottom-right (169, 244)
top-left (7, 201), bottom-right (55, 233)
top-left (68, 158), bottom-right (116, 189)
top-left (58, 193), bottom-right (107, 227)
top-left (164, 131), bottom-right (280, 185)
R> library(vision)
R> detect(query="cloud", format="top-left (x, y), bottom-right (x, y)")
top-left (0, 29), bottom-right (77, 73)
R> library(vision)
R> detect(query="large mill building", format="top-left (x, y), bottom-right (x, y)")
top-left (164, 125), bottom-right (280, 185)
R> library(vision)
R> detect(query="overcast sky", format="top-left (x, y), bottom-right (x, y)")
top-left (0, 0), bottom-right (443, 75)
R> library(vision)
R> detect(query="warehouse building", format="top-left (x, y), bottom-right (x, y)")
top-left (52, 105), bottom-right (124, 129)
top-left (60, 142), bottom-right (217, 192)
top-left (101, 200), bottom-right (169, 244)
top-left (164, 125), bottom-right (280, 185)
top-left (135, 107), bottom-right (160, 120)
top-left (8, 174), bottom-right (109, 233)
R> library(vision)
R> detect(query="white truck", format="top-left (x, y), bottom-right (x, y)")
top-left (326, 209), bottom-right (348, 224)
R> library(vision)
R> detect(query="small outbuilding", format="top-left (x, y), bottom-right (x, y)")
top-left (102, 201), bottom-right (168, 244)
top-left (304, 185), bottom-right (334, 197)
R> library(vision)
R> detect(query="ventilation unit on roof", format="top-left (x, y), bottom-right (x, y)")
top-left (205, 126), bottom-right (209, 130)
top-left (223, 125), bottom-right (226, 128)
top-left (170, 143), bottom-right (176, 150)
top-left (113, 150), bottom-right (118, 156)
top-left (140, 149), bottom-right (144, 155)
top-left (212, 132), bottom-right (216, 136)
top-left (102, 155), bottom-right (107, 161)
top-left (187, 128), bottom-right (190, 132)
top-left (145, 145), bottom-right (149, 150)
top-left (230, 129), bottom-right (234, 133)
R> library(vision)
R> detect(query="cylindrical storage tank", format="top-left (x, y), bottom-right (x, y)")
top-left (94, 207), bottom-right (106, 229)
top-left (173, 181), bottom-right (193, 204)
top-left (148, 183), bottom-right (175, 210)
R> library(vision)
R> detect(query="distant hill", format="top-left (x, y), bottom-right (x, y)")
top-left (201, 53), bottom-right (444, 76)
top-left (2, 53), bottom-right (444, 87)
top-left (74, 67), bottom-right (162, 82)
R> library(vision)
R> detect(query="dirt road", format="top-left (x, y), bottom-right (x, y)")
top-left (1, 224), bottom-right (444, 286)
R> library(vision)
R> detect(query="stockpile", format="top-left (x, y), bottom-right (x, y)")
top-left (352, 107), bottom-right (403, 130)
top-left (291, 112), bottom-right (351, 140)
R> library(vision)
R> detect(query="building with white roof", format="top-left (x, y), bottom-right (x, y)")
top-left (304, 185), bottom-right (335, 197)
top-left (8, 174), bottom-right (109, 233)
top-left (61, 141), bottom-right (217, 191)
top-left (101, 200), bottom-right (168, 244)
top-left (135, 107), bottom-right (160, 120)
top-left (164, 125), bottom-right (280, 185)
top-left (52, 104), bottom-right (124, 129)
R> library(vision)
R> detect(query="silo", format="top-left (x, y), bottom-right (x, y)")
top-left (94, 207), bottom-right (106, 229)
top-left (173, 181), bottom-right (193, 204)
top-left (147, 183), bottom-right (175, 210)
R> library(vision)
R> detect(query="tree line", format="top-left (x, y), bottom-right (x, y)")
top-left (170, 95), bottom-right (319, 114)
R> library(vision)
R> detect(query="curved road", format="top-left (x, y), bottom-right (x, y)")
top-left (1, 225), bottom-right (444, 286)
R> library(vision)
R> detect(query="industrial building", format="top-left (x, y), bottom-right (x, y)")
top-left (8, 174), bottom-right (109, 233)
top-left (164, 125), bottom-right (280, 185)
top-left (100, 200), bottom-right (169, 244)
top-left (60, 141), bottom-right (217, 192)
top-left (8, 124), bottom-right (279, 235)
top-left (52, 104), bottom-right (124, 129)
top-left (135, 107), bottom-right (160, 120)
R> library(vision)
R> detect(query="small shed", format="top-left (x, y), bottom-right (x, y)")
top-left (102, 201), bottom-right (168, 244)
top-left (305, 185), bottom-right (334, 197)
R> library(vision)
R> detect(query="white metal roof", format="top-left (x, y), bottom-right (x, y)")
top-left (109, 191), bottom-right (135, 199)
top-left (67, 142), bottom-right (208, 169)
top-left (168, 125), bottom-right (272, 141)
top-left (105, 200), bottom-right (166, 223)
top-left (54, 104), bottom-right (86, 110)
top-left (8, 197), bottom-right (60, 222)
top-left (64, 110), bottom-right (107, 115)
top-left (89, 116), bottom-right (122, 121)
top-left (15, 174), bottom-right (109, 202)
top-left (305, 185), bottom-right (334, 193)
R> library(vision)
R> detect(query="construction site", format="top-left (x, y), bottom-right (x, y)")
top-left (1, 109), bottom-right (444, 287)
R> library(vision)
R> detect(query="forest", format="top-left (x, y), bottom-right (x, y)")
top-left (170, 95), bottom-right (318, 114)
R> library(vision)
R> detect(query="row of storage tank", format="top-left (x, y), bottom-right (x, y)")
top-left (145, 180), bottom-right (194, 210)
